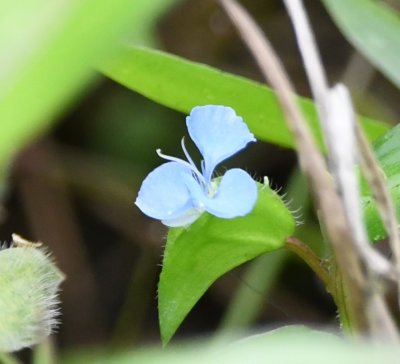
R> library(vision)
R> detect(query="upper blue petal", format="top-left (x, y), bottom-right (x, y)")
top-left (186, 105), bottom-right (256, 182)
top-left (201, 168), bottom-right (258, 218)
top-left (135, 162), bottom-right (195, 220)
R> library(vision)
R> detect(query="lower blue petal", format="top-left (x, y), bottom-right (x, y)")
top-left (135, 162), bottom-right (194, 220)
top-left (203, 168), bottom-right (258, 218)
top-left (162, 208), bottom-right (203, 227)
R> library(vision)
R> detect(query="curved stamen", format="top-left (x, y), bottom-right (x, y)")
top-left (201, 160), bottom-right (206, 176)
top-left (156, 149), bottom-right (207, 187)
top-left (181, 137), bottom-right (198, 172)
top-left (201, 160), bottom-right (214, 194)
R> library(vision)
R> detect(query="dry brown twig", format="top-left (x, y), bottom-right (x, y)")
top-left (283, 0), bottom-right (394, 277)
top-left (283, 0), bottom-right (398, 338)
top-left (219, 0), bottom-right (399, 339)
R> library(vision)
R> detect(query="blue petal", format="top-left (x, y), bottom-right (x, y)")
top-left (186, 105), bottom-right (256, 182)
top-left (162, 209), bottom-right (203, 227)
top-left (135, 162), bottom-right (195, 220)
top-left (202, 168), bottom-right (258, 218)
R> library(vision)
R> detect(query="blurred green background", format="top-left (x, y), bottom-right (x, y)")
top-left (1, 0), bottom-right (399, 360)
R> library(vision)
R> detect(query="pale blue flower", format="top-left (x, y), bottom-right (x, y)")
top-left (135, 105), bottom-right (258, 227)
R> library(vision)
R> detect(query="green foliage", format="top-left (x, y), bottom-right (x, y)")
top-left (100, 46), bottom-right (388, 150)
top-left (158, 182), bottom-right (295, 344)
top-left (0, 246), bottom-right (64, 352)
top-left (1, 0), bottom-right (400, 359)
top-left (0, 0), bottom-right (180, 172)
top-left (62, 325), bottom-right (400, 364)
top-left (0, 0), bottom-right (182, 353)
top-left (362, 124), bottom-right (400, 241)
top-left (217, 250), bottom-right (287, 334)
top-left (323, 0), bottom-right (400, 89)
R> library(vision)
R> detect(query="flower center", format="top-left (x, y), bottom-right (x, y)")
top-left (208, 180), bottom-right (218, 198)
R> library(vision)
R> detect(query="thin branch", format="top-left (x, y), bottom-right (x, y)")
top-left (283, 0), bottom-right (398, 339)
top-left (219, 0), bottom-right (367, 331)
top-left (284, 0), bottom-right (391, 277)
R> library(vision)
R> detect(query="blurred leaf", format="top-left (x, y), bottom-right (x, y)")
top-left (158, 182), bottom-right (295, 345)
top-left (100, 46), bottom-right (388, 149)
top-left (62, 325), bottom-right (400, 364)
top-left (0, 0), bottom-right (180, 171)
top-left (322, 0), bottom-right (400, 89)
top-left (0, 246), bottom-right (64, 352)
top-left (362, 123), bottom-right (400, 241)
top-left (86, 89), bottom-right (184, 171)
top-left (216, 250), bottom-right (287, 335)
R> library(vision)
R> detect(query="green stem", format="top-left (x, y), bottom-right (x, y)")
top-left (33, 338), bottom-right (57, 364)
top-left (331, 266), bottom-right (354, 333)
top-left (285, 236), bottom-right (330, 289)
top-left (0, 352), bottom-right (21, 364)
top-left (286, 236), bottom-right (357, 332)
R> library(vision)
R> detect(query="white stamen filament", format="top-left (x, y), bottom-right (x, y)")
top-left (156, 148), bottom-right (207, 187)
top-left (181, 137), bottom-right (198, 172)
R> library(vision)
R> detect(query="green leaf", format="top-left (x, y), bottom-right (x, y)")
top-left (322, 0), bottom-right (400, 89)
top-left (0, 0), bottom-right (180, 171)
top-left (158, 182), bottom-right (295, 345)
top-left (61, 325), bottom-right (400, 364)
top-left (362, 123), bottom-right (400, 241)
top-left (0, 246), bottom-right (64, 352)
top-left (100, 46), bottom-right (388, 149)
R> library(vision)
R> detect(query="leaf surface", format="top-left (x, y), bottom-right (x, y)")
top-left (101, 46), bottom-right (388, 149)
top-left (158, 183), bottom-right (295, 344)
top-left (323, 0), bottom-right (400, 89)
top-left (0, 0), bottom-right (179, 170)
